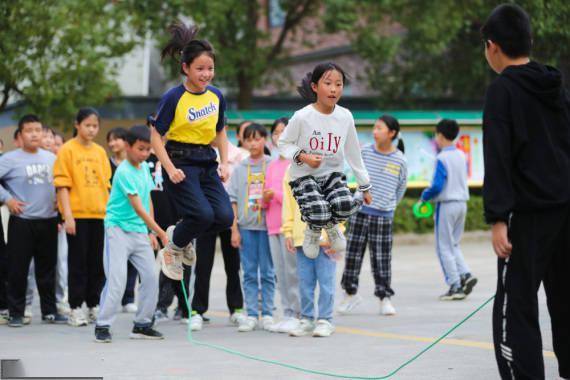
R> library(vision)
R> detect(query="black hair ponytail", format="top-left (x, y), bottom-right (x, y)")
top-left (396, 139), bottom-right (405, 153)
top-left (161, 21), bottom-right (215, 74)
top-left (297, 62), bottom-right (349, 102)
top-left (379, 114), bottom-right (405, 153)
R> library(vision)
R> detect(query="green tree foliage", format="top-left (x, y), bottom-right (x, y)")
top-left (326, 0), bottom-right (570, 107)
top-left (0, 0), bottom-right (139, 127)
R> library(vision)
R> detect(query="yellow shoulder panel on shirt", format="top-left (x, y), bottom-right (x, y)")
top-left (167, 89), bottom-right (220, 144)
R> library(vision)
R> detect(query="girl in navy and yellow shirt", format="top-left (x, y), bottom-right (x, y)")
top-left (150, 22), bottom-right (233, 281)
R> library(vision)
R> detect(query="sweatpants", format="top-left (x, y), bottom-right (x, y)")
top-left (341, 212), bottom-right (395, 299)
top-left (289, 172), bottom-right (360, 231)
top-left (121, 262), bottom-right (137, 306)
top-left (55, 228), bottom-right (68, 304)
top-left (192, 228), bottom-right (243, 315)
top-left (493, 205), bottom-right (570, 380)
top-left (7, 216), bottom-right (58, 318)
top-left (435, 201), bottom-right (470, 287)
top-left (67, 219), bottom-right (105, 309)
top-left (268, 234), bottom-right (299, 318)
top-left (97, 227), bottom-right (158, 328)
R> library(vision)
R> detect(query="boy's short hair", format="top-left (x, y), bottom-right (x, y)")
top-left (481, 4), bottom-right (532, 58)
top-left (126, 125), bottom-right (151, 145)
top-left (18, 114), bottom-right (41, 132)
top-left (106, 127), bottom-right (128, 142)
top-left (243, 123), bottom-right (268, 140)
top-left (436, 119), bottom-right (460, 141)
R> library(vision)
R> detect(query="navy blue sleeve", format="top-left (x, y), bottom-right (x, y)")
top-left (209, 86), bottom-right (226, 132)
top-left (421, 159), bottom-right (447, 201)
top-left (154, 85), bottom-right (184, 136)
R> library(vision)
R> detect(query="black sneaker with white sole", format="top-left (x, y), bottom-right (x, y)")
top-left (42, 313), bottom-right (68, 324)
top-left (94, 326), bottom-right (112, 343)
top-left (439, 286), bottom-right (466, 301)
top-left (461, 273), bottom-right (478, 296)
top-left (8, 316), bottom-right (24, 327)
top-left (130, 326), bottom-right (164, 340)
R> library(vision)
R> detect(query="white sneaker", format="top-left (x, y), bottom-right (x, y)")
top-left (324, 224), bottom-right (346, 255)
top-left (312, 319), bottom-right (335, 337)
top-left (159, 243), bottom-right (184, 281)
top-left (268, 319), bottom-right (284, 333)
top-left (123, 303), bottom-right (138, 313)
top-left (0, 309), bottom-right (8, 325)
top-left (238, 316), bottom-right (257, 332)
top-left (289, 318), bottom-right (315, 337)
top-left (302, 227), bottom-right (321, 259)
top-left (380, 298), bottom-right (396, 316)
top-left (68, 308), bottom-right (88, 327)
top-left (190, 314), bottom-right (203, 331)
top-left (261, 315), bottom-right (275, 331)
top-left (277, 317), bottom-right (300, 334)
top-left (229, 310), bottom-right (246, 326)
top-left (24, 305), bottom-right (32, 325)
top-left (56, 302), bottom-right (71, 315)
top-left (337, 293), bottom-right (362, 314)
top-left (166, 225), bottom-right (196, 266)
top-left (88, 307), bottom-right (99, 324)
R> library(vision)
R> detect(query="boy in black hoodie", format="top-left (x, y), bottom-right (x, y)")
top-left (481, 4), bottom-right (570, 380)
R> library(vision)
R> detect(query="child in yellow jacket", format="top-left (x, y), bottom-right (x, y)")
top-left (282, 168), bottom-right (342, 338)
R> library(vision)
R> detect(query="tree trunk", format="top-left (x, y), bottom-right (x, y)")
top-left (237, 71), bottom-right (254, 109)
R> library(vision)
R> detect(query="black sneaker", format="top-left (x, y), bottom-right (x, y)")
top-left (173, 307), bottom-right (182, 321)
top-left (8, 316), bottom-right (24, 327)
top-left (439, 287), bottom-right (466, 301)
top-left (94, 326), bottom-right (112, 343)
top-left (202, 315), bottom-right (210, 324)
top-left (42, 313), bottom-right (68, 324)
top-left (461, 273), bottom-right (478, 296)
top-left (130, 326), bottom-right (164, 340)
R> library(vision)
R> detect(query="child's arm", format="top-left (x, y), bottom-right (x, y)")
top-left (281, 171), bottom-right (296, 253)
top-left (420, 160), bottom-right (447, 201)
top-left (0, 156), bottom-right (25, 215)
top-left (128, 194), bottom-right (168, 246)
top-left (57, 188), bottom-right (75, 235)
top-left (53, 148), bottom-right (75, 234)
top-left (214, 128), bottom-right (229, 182)
top-left (150, 127), bottom-right (185, 184)
top-left (396, 161), bottom-right (408, 203)
top-left (230, 202), bottom-right (240, 248)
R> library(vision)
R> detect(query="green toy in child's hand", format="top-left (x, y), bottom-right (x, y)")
top-left (413, 201), bottom-right (433, 219)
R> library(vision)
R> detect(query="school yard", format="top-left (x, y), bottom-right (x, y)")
top-left (0, 233), bottom-right (558, 380)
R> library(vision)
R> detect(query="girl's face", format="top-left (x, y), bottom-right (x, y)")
top-left (311, 69), bottom-right (344, 109)
top-left (373, 120), bottom-right (396, 146)
top-left (245, 133), bottom-right (266, 158)
top-left (53, 135), bottom-right (64, 153)
top-left (107, 135), bottom-right (126, 155)
top-left (41, 130), bottom-right (55, 151)
top-left (271, 122), bottom-right (286, 146)
top-left (183, 53), bottom-right (215, 93)
top-left (75, 114), bottom-right (99, 142)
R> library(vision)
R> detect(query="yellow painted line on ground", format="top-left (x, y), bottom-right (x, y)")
top-left (207, 310), bottom-right (555, 358)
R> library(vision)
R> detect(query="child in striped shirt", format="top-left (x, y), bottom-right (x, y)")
top-left (339, 115), bottom-right (407, 316)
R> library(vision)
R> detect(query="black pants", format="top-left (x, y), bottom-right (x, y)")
top-left (0, 217), bottom-right (7, 310)
top-left (7, 216), bottom-right (58, 317)
top-left (67, 219), bottom-right (105, 309)
top-left (192, 229), bottom-right (243, 315)
top-left (493, 205), bottom-right (570, 379)
top-left (157, 264), bottom-right (191, 318)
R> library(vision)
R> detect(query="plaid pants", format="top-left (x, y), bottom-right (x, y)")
top-left (341, 211), bottom-right (395, 299)
top-left (289, 172), bottom-right (361, 231)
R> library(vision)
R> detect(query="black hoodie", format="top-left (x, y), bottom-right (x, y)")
top-left (482, 61), bottom-right (570, 224)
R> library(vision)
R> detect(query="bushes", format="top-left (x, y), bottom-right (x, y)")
top-left (391, 196), bottom-right (489, 234)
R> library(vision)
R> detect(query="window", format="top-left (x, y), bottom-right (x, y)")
top-left (268, 0), bottom-right (285, 28)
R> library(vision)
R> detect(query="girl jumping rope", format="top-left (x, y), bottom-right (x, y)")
top-left (150, 22), bottom-right (233, 281)
top-left (278, 62), bottom-right (372, 259)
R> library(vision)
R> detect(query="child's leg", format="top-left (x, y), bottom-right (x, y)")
top-left (121, 262), bottom-right (137, 306)
top-left (192, 231), bottom-right (217, 315)
top-left (268, 234), bottom-right (288, 316)
top-left (369, 216), bottom-right (395, 299)
top-left (268, 234), bottom-right (299, 318)
top-left (6, 217), bottom-right (34, 318)
top-left (55, 227), bottom-right (68, 305)
top-left (258, 231), bottom-right (275, 317)
top-left (219, 229), bottom-right (244, 314)
top-left (322, 172), bottom-right (360, 224)
top-left (434, 203), bottom-right (461, 288)
top-left (296, 248), bottom-right (317, 320)
top-left (32, 218), bottom-right (58, 316)
top-left (289, 176), bottom-right (331, 230)
top-left (451, 202), bottom-right (470, 276)
top-left (341, 212), bottom-right (369, 295)
top-left (156, 271), bottom-right (175, 313)
top-left (315, 249), bottom-right (337, 321)
top-left (172, 265), bottom-right (192, 318)
top-left (67, 220), bottom-right (90, 309)
top-left (239, 229), bottom-right (261, 317)
top-left (199, 163), bottom-right (234, 234)
top-left (86, 220), bottom-right (105, 308)
top-left (96, 227), bottom-right (129, 327)
top-left (128, 233), bottom-right (159, 327)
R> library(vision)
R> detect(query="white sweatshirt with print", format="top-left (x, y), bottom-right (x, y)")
top-left (278, 104), bottom-right (370, 189)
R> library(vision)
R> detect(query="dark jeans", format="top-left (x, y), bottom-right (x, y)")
top-left (157, 264), bottom-right (192, 318)
top-left (7, 216), bottom-right (58, 317)
top-left (163, 142), bottom-right (233, 248)
top-left (67, 219), bottom-right (105, 309)
top-left (192, 229), bottom-right (243, 315)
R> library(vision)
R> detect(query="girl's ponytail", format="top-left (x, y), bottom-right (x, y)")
top-left (297, 72), bottom-right (317, 102)
top-left (296, 62), bottom-right (348, 103)
top-left (396, 139), bottom-right (405, 153)
top-left (161, 21), bottom-right (214, 74)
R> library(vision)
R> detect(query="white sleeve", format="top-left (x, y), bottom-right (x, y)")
top-left (277, 112), bottom-right (302, 161)
top-left (344, 116), bottom-right (371, 189)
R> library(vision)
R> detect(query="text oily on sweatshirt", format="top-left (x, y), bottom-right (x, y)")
top-left (482, 61), bottom-right (570, 224)
top-left (278, 104), bottom-right (370, 190)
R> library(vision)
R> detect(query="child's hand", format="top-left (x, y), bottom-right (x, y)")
top-left (167, 167), bottom-right (186, 184)
top-left (285, 237), bottom-right (296, 253)
top-left (262, 189), bottom-right (274, 203)
top-left (6, 198), bottom-right (26, 215)
top-left (231, 227), bottom-right (241, 248)
top-left (362, 190), bottom-right (373, 205)
top-left (218, 163), bottom-right (230, 183)
top-left (300, 153), bottom-right (323, 169)
top-left (149, 234), bottom-right (159, 251)
top-left (157, 230), bottom-right (169, 248)
top-left (491, 222), bottom-right (512, 258)
top-left (64, 216), bottom-right (76, 235)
